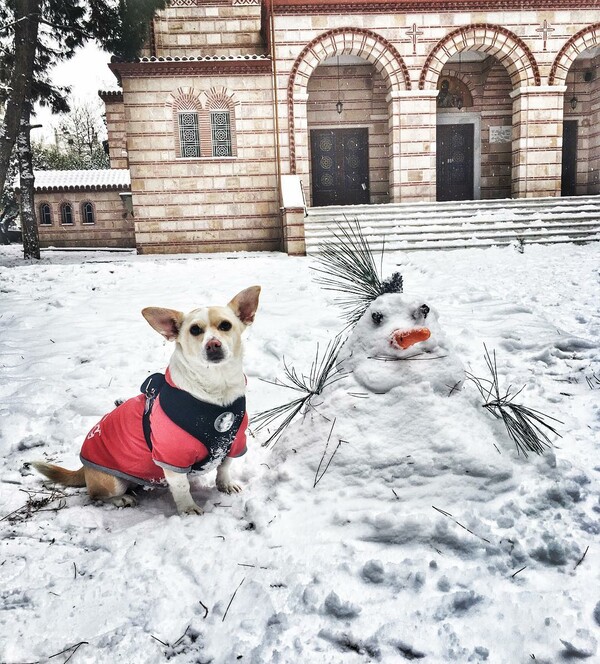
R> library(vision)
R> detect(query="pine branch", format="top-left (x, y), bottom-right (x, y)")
top-left (254, 334), bottom-right (348, 447)
top-left (466, 345), bottom-right (562, 457)
top-left (311, 218), bottom-right (403, 326)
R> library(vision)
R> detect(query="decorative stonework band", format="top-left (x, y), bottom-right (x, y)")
top-left (419, 24), bottom-right (541, 90)
top-left (549, 23), bottom-right (600, 85)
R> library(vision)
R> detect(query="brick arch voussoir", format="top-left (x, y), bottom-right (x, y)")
top-left (549, 23), bottom-right (600, 86)
top-left (419, 24), bottom-right (540, 90)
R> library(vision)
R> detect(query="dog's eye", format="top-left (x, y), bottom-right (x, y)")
top-left (371, 311), bottom-right (384, 326)
top-left (218, 320), bottom-right (232, 332)
top-left (414, 304), bottom-right (430, 320)
top-left (189, 325), bottom-right (204, 336)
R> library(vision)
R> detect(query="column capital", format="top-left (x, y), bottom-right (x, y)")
top-left (510, 85), bottom-right (567, 98)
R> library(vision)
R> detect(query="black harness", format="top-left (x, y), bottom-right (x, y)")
top-left (140, 373), bottom-right (246, 470)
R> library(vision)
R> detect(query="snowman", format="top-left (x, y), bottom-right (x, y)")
top-left (341, 291), bottom-right (466, 397)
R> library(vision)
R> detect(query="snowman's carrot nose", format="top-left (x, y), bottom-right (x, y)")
top-left (391, 327), bottom-right (431, 350)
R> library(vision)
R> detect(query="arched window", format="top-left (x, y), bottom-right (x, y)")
top-left (60, 202), bottom-right (74, 225)
top-left (39, 203), bottom-right (52, 225)
top-left (178, 112), bottom-right (201, 158)
top-left (81, 201), bottom-right (95, 224)
top-left (210, 110), bottom-right (232, 157)
top-left (203, 87), bottom-right (238, 158)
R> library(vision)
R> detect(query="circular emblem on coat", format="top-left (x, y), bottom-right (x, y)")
top-left (214, 412), bottom-right (235, 433)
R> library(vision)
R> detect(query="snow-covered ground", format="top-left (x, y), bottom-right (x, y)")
top-left (1, 241), bottom-right (599, 663)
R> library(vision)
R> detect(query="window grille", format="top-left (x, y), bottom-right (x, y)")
top-left (178, 112), bottom-right (200, 157)
top-left (39, 204), bottom-right (52, 225)
top-left (61, 203), bottom-right (73, 225)
top-left (82, 202), bottom-right (95, 224)
top-left (210, 110), bottom-right (232, 157)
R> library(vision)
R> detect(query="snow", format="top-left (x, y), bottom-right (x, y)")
top-left (1, 241), bottom-right (599, 663)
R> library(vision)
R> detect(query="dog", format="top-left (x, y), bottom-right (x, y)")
top-left (33, 286), bottom-right (261, 515)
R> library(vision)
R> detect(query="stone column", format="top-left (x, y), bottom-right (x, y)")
top-left (389, 90), bottom-right (438, 203)
top-left (511, 85), bottom-right (567, 198)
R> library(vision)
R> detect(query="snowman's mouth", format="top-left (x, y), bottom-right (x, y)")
top-left (390, 327), bottom-right (431, 350)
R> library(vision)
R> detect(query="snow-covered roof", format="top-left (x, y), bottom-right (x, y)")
top-left (33, 169), bottom-right (131, 192)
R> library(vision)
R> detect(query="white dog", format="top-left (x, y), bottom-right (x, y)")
top-left (34, 286), bottom-right (260, 515)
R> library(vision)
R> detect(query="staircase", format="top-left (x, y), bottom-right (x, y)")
top-left (304, 195), bottom-right (600, 253)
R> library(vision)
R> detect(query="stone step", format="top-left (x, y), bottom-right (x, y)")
top-left (304, 196), bottom-right (600, 253)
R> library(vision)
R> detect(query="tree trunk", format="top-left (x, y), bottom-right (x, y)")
top-left (0, 0), bottom-right (40, 198)
top-left (18, 105), bottom-right (40, 260)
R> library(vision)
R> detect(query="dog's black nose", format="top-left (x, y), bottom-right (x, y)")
top-left (205, 338), bottom-right (224, 362)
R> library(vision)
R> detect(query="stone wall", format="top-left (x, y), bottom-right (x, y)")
top-left (100, 92), bottom-right (128, 170)
top-left (114, 61), bottom-right (280, 254)
top-left (148, 0), bottom-right (264, 58)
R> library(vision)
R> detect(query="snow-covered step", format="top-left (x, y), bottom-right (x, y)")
top-left (304, 195), bottom-right (600, 253)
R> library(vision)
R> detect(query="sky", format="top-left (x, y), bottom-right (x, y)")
top-left (32, 42), bottom-right (118, 144)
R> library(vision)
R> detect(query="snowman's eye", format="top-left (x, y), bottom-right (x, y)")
top-left (371, 311), bottom-right (384, 326)
top-left (414, 304), bottom-right (430, 320)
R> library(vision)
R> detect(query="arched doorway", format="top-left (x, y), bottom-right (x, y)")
top-left (307, 56), bottom-right (389, 206)
top-left (435, 51), bottom-right (513, 202)
top-left (287, 28), bottom-right (411, 206)
top-left (560, 47), bottom-right (600, 195)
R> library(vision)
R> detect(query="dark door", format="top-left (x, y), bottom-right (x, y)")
top-left (436, 123), bottom-right (474, 201)
top-left (561, 120), bottom-right (578, 196)
top-left (310, 128), bottom-right (369, 206)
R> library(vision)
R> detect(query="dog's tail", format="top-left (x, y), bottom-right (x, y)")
top-left (32, 462), bottom-right (86, 487)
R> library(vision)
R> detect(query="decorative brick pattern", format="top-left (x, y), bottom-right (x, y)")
top-left (549, 23), bottom-right (600, 86)
top-left (419, 24), bottom-right (541, 90)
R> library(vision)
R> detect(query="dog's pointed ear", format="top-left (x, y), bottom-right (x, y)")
top-left (228, 286), bottom-right (261, 326)
top-left (142, 307), bottom-right (184, 341)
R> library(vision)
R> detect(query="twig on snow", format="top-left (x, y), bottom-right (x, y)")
top-left (222, 578), bottom-right (245, 622)
top-left (48, 641), bottom-right (89, 663)
top-left (511, 566), bottom-right (527, 578)
top-left (198, 600), bottom-right (209, 619)
top-left (432, 505), bottom-right (491, 544)
top-left (574, 545), bottom-right (589, 570)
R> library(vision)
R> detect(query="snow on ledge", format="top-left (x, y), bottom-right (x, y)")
top-left (31, 169), bottom-right (131, 192)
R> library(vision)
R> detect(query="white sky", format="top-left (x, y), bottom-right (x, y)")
top-left (32, 42), bottom-right (118, 144)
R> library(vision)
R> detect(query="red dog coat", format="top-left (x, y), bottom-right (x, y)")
top-left (80, 369), bottom-right (247, 485)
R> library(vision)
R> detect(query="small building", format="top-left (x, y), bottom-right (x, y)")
top-left (33, 169), bottom-right (134, 249)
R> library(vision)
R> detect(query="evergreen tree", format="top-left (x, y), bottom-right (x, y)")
top-left (0, 0), bottom-right (167, 258)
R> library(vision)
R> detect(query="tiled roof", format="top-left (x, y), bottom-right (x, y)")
top-left (135, 54), bottom-right (270, 63)
top-left (32, 169), bottom-right (131, 192)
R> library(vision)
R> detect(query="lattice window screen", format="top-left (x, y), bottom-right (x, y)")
top-left (210, 111), bottom-right (232, 157)
top-left (178, 112), bottom-right (200, 157)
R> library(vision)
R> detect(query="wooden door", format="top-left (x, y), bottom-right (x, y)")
top-left (310, 128), bottom-right (370, 206)
top-left (436, 123), bottom-right (474, 201)
top-left (561, 120), bottom-right (578, 196)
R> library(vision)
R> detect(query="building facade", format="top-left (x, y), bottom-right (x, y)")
top-left (101, 0), bottom-right (600, 255)
top-left (34, 170), bottom-right (134, 249)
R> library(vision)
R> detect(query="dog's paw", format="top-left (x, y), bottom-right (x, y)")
top-left (110, 494), bottom-right (137, 508)
top-left (179, 503), bottom-right (204, 516)
top-left (217, 481), bottom-right (243, 495)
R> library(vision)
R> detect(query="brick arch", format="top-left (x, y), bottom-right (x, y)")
top-left (419, 24), bottom-right (540, 90)
top-left (549, 23), bottom-right (600, 86)
top-left (200, 86), bottom-right (240, 110)
top-left (166, 87), bottom-right (202, 111)
top-left (287, 28), bottom-right (411, 174)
